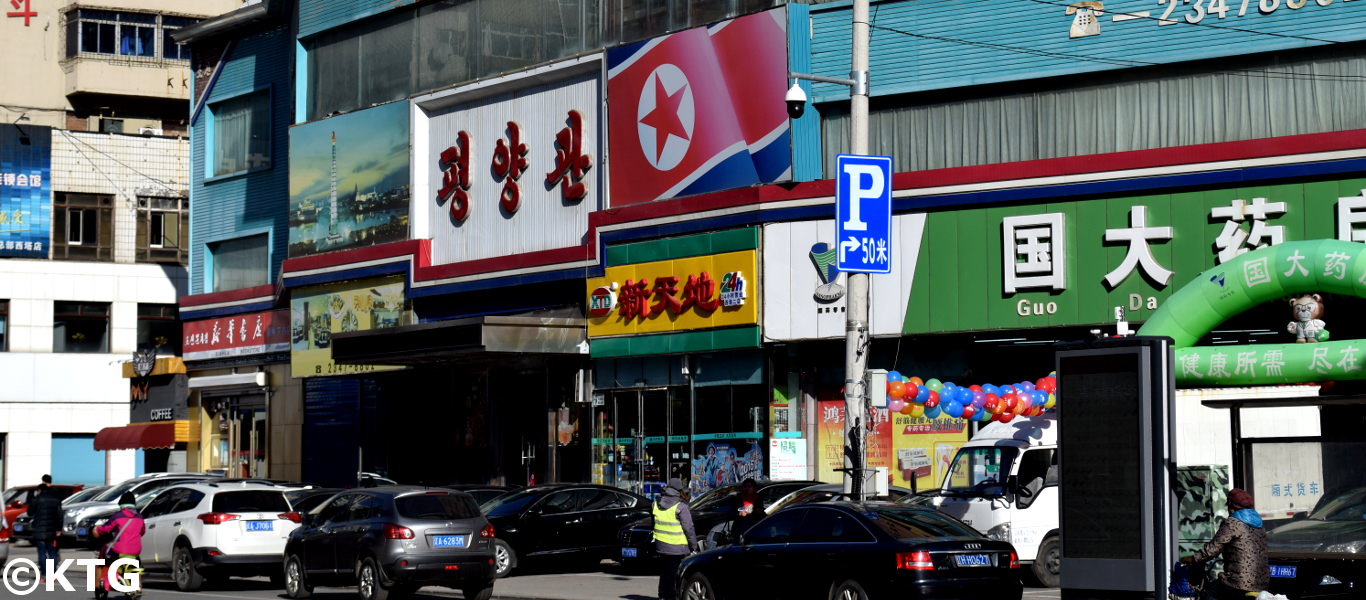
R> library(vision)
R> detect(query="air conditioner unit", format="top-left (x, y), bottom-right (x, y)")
top-left (139, 127), bottom-right (163, 136)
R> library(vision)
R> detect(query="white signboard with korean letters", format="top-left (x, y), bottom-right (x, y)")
top-left (763, 214), bottom-right (926, 341)
top-left (414, 61), bottom-right (601, 267)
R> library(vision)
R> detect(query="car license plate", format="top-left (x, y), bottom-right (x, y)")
top-left (245, 521), bottom-right (273, 532)
top-left (76, 527), bottom-right (87, 537)
top-left (954, 553), bottom-right (991, 567)
top-left (13, 524), bottom-right (25, 534)
top-left (1270, 565), bottom-right (1297, 578)
top-left (431, 535), bottom-right (466, 548)
top-left (622, 547), bottom-right (638, 558)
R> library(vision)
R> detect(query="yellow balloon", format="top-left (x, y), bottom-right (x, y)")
top-left (909, 404), bottom-right (925, 418)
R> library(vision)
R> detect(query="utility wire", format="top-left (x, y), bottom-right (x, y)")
top-left (57, 129), bottom-right (184, 195)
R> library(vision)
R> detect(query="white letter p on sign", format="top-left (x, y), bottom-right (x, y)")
top-left (841, 163), bottom-right (884, 232)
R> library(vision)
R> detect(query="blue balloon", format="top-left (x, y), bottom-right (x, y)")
top-left (983, 384), bottom-right (1000, 396)
top-left (972, 408), bottom-right (989, 422)
top-left (915, 385), bottom-right (930, 403)
top-left (924, 404), bottom-right (942, 419)
top-left (887, 370), bottom-right (904, 383)
top-left (944, 401), bottom-right (964, 419)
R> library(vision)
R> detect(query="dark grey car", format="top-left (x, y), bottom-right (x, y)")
top-left (282, 486), bottom-right (496, 600)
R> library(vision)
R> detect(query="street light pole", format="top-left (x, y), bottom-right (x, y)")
top-left (844, 0), bottom-right (872, 503)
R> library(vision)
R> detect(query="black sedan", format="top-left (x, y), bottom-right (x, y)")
top-left (1266, 486), bottom-right (1366, 599)
top-left (442, 485), bottom-right (519, 506)
top-left (618, 480), bottom-right (821, 564)
top-left (480, 484), bottom-right (649, 578)
top-left (677, 502), bottom-right (1022, 600)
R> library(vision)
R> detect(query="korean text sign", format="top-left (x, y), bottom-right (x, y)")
top-left (586, 250), bottom-right (757, 337)
top-left (0, 124), bottom-right (50, 258)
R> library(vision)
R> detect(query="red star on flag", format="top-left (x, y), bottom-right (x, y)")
top-left (638, 76), bottom-right (690, 162)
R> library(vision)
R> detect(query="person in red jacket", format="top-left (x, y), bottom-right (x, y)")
top-left (94, 493), bottom-right (145, 592)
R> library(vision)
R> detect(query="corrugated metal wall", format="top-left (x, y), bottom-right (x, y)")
top-left (189, 26), bottom-right (293, 295)
top-left (808, 0), bottom-right (1366, 102)
top-left (298, 0), bottom-right (418, 40)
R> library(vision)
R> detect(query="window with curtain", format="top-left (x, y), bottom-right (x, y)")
top-left (820, 48), bottom-right (1366, 177)
top-left (209, 234), bottom-right (270, 292)
top-left (53, 301), bottom-right (110, 353)
top-left (211, 90), bottom-right (271, 177)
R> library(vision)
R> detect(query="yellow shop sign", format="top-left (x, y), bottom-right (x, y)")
top-left (587, 250), bottom-right (757, 337)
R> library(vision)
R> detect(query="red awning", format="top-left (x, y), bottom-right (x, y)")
top-left (93, 423), bottom-right (177, 451)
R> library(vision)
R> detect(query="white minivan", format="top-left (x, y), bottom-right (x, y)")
top-left (916, 414), bottom-right (1060, 587)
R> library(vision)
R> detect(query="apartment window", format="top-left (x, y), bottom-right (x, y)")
top-left (0, 300), bottom-right (8, 352)
top-left (137, 303), bottom-right (180, 355)
top-left (209, 234), bottom-right (269, 292)
top-left (53, 301), bottom-right (110, 353)
top-left (65, 9), bottom-right (197, 61)
top-left (137, 196), bottom-right (188, 265)
top-left (52, 193), bottom-right (114, 262)
top-left (209, 90), bottom-right (271, 177)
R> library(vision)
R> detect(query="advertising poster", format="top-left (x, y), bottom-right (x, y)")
top-left (690, 441), bottom-right (764, 495)
top-left (290, 276), bottom-right (407, 377)
top-left (289, 101), bottom-right (410, 258)
top-left (769, 438), bottom-right (807, 480)
top-left (0, 123), bottom-right (50, 258)
top-left (605, 8), bottom-right (790, 207)
top-left (890, 413), bottom-right (969, 491)
top-left (183, 309), bottom-right (290, 361)
top-left (816, 400), bottom-right (894, 487)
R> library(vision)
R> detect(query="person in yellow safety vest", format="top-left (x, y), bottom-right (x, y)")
top-left (653, 477), bottom-right (699, 600)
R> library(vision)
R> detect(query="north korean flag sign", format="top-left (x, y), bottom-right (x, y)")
top-left (607, 9), bottom-right (791, 207)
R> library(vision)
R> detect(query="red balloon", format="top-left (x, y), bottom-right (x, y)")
top-left (924, 390), bottom-right (940, 409)
top-left (888, 381), bottom-right (907, 399)
top-left (983, 394), bottom-right (1000, 413)
top-left (997, 410), bottom-right (1016, 423)
top-left (961, 405), bottom-right (977, 420)
top-left (969, 384), bottom-right (983, 392)
top-left (905, 383), bottom-right (919, 401)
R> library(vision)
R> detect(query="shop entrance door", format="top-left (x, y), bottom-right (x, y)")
top-left (598, 388), bottom-right (687, 497)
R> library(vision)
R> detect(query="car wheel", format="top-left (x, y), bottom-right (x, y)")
top-left (1032, 536), bottom-right (1061, 588)
top-left (682, 572), bottom-right (717, 600)
top-left (284, 555), bottom-right (312, 599)
top-left (173, 543), bottom-right (205, 592)
top-left (357, 557), bottom-right (391, 600)
top-left (492, 539), bottom-right (517, 578)
top-left (829, 579), bottom-right (869, 600)
top-left (462, 581), bottom-right (495, 600)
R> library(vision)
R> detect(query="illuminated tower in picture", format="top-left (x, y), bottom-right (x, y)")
top-left (326, 131), bottom-right (344, 245)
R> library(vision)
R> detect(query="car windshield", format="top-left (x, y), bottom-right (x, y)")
top-left (65, 487), bottom-right (107, 504)
top-left (93, 481), bottom-right (141, 503)
top-left (1309, 489), bottom-right (1366, 521)
top-left (863, 506), bottom-right (981, 539)
top-left (482, 489), bottom-right (543, 517)
top-left (692, 486), bottom-right (742, 512)
top-left (212, 490), bottom-right (289, 513)
top-left (3, 488), bottom-right (26, 504)
top-left (397, 493), bottom-right (480, 519)
top-left (941, 447), bottom-right (1019, 497)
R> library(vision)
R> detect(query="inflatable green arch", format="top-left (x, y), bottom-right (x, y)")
top-left (1136, 239), bottom-right (1366, 385)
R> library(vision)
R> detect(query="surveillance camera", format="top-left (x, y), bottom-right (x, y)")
top-left (785, 82), bottom-right (807, 119)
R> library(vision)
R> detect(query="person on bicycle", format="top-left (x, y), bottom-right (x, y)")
top-left (94, 493), bottom-right (145, 592)
top-left (1181, 488), bottom-right (1268, 600)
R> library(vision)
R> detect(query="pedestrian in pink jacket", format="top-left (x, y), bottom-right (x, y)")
top-left (94, 492), bottom-right (145, 590)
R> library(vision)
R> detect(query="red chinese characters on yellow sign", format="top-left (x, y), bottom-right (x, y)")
top-left (587, 250), bottom-right (759, 337)
top-left (434, 110), bottom-right (592, 222)
top-left (8, 0), bottom-right (36, 26)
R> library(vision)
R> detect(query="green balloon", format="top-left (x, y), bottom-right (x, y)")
top-left (925, 378), bottom-right (943, 392)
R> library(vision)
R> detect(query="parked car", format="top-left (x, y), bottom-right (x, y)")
top-left (677, 501), bottom-right (1023, 600)
top-left (62, 473), bottom-right (220, 541)
top-left (286, 488), bottom-right (342, 515)
top-left (137, 481), bottom-right (302, 591)
top-left (617, 480), bottom-right (821, 566)
top-left (69, 488), bottom-right (168, 546)
top-left (1266, 486), bottom-right (1366, 600)
top-left (481, 484), bottom-right (650, 578)
top-left (442, 484), bottom-right (519, 506)
top-left (5, 484), bottom-right (84, 542)
top-left (769, 483), bottom-right (914, 514)
top-left (283, 486), bottom-right (496, 600)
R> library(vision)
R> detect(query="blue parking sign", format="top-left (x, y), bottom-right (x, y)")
top-left (835, 154), bottom-right (892, 274)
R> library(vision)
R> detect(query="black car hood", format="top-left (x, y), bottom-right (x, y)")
top-left (1268, 519), bottom-right (1366, 553)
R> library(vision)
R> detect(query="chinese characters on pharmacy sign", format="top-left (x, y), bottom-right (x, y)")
top-left (586, 250), bottom-right (759, 337)
top-left (183, 310), bottom-right (290, 361)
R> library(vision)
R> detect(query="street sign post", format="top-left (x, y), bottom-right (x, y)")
top-left (835, 154), bottom-right (892, 274)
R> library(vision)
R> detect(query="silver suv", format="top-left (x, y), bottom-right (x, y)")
top-left (63, 473), bottom-right (219, 542)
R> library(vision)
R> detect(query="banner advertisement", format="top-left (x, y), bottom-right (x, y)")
top-left (0, 123), bottom-right (50, 258)
top-left (816, 400), bottom-right (894, 487)
top-left (289, 101), bottom-right (410, 258)
top-left (769, 437), bottom-right (807, 480)
top-left (289, 277), bottom-right (407, 377)
top-left (605, 8), bottom-right (790, 207)
top-left (890, 413), bottom-right (968, 491)
top-left (586, 249), bottom-right (757, 337)
top-left (690, 441), bottom-right (764, 496)
top-left (183, 309), bottom-right (290, 361)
